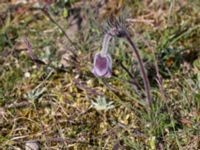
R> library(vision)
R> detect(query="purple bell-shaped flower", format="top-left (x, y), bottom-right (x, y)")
top-left (92, 52), bottom-right (112, 78)
top-left (92, 34), bottom-right (112, 78)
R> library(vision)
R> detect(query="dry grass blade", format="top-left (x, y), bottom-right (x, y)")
top-left (23, 37), bottom-right (46, 67)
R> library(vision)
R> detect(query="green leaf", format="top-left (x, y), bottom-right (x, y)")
top-left (63, 8), bottom-right (68, 18)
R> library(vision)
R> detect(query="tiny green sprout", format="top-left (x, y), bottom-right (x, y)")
top-left (92, 96), bottom-right (114, 111)
top-left (25, 87), bottom-right (47, 101)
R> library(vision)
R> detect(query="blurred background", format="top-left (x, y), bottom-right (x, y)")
top-left (0, 0), bottom-right (199, 149)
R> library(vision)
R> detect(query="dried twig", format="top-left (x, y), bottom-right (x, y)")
top-left (116, 60), bottom-right (142, 92)
top-left (154, 55), bottom-right (166, 101)
top-left (41, 7), bottom-right (80, 52)
top-left (23, 37), bottom-right (46, 68)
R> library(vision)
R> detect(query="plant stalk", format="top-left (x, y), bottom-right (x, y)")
top-left (125, 35), bottom-right (152, 105)
top-left (100, 33), bottom-right (112, 56)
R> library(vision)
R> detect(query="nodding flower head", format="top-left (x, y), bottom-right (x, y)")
top-left (92, 52), bottom-right (112, 78)
top-left (107, 17), bottom-right (128, 38)
top-left (92, 33), bottom-right (112, 78)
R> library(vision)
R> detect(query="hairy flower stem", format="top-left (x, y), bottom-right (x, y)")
top-left (100, 25), bottom-right (152, 105)
top-left (125, 35), bottom-right (152, 105)
top-left (100, 33), bottom-right (112, 56)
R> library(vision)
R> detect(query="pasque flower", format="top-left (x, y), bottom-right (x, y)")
top-left (92, 18), bottom-right (152, 105)
top-left (92, 34), bottom-right (112, 78)
top-left (92, 52), bottom-right (112, 78)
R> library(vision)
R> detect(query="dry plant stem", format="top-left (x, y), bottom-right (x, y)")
top-left (23, 37), bottom-right (46, 68)
top-left (154, 56), bottom-right (166, 101)
top-left (41, 8), bottom-right (79, 51)
top-left (125, 35), bottom-right (152, 105)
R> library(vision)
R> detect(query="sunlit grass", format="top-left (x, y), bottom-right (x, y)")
top-left (0, 0), bottom-right (199, 149)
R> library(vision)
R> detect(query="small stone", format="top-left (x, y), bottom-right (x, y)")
top-left (25, 140), bottom-right (39, 150)
top-left (24, 72), bottom-right (31, 78)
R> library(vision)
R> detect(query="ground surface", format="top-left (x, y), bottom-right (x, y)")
top-left (0, 0), bottom-right (200, 149)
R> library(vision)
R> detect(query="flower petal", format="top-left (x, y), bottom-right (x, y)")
top-left (92, 52), bottom-right (112, 78)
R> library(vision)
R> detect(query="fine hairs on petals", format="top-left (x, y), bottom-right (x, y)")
top-left (92, 29), bottom-right (113, 78)
top-left (92, 52), bottom-right (112, 78)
